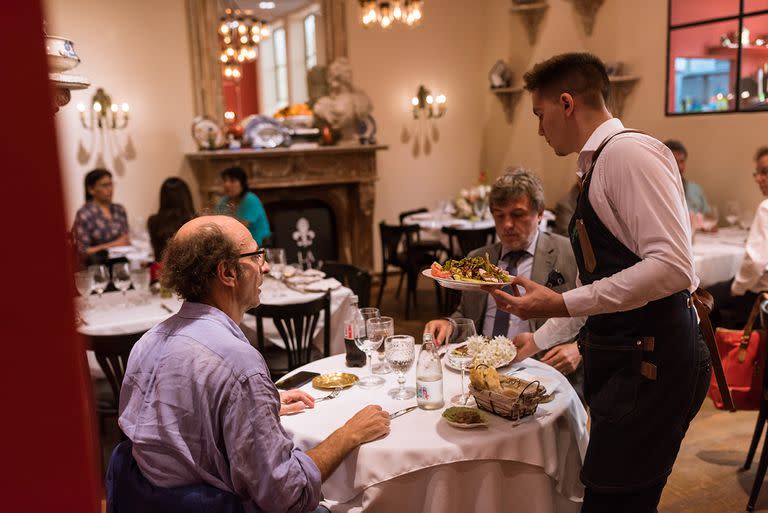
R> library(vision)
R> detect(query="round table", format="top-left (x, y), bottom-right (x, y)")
top-left (281, 354), bottom-right (589, 513)
top-left (692, 227), bottom-right (747, 288)
top-left (402, 210), bottom-right (495, 232)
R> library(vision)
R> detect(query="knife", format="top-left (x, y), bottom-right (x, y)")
top-left (389, 405), bottom-right (418, 420)
top-left (160, 304), bottom-right (174, 314)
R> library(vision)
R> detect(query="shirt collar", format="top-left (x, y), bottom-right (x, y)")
top-left (175, 301), bottom-right (250, 345)
top-left (576, 118), bottom-right (625, 176)
top-left (501, 229), bottom-right (539, 260)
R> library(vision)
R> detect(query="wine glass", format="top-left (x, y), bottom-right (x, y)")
top-left (355, 316), bottom-right (393, 389)
top-left (447, 318), bottom-right (477, 406)
top-left (74, 270), bottom-right (93, 308)
top-left (372, 314), bottom-right (394, 375)
top-left (265, 248), bottom-right (287, 280)
top-left (385, 335), bottom-right (416, 400)
top-left (472, 197), bottom-right (489, 224)
top-left (130, 267), bottom-right (151, 304)
top-left (112, 262), bottom-right (132, 305)
top-left (725, 201), bottom-right (741, 228)
top-left (89, 265), bottom-right (110, 301)
top-left (700, 205), bottom-right (719, 233)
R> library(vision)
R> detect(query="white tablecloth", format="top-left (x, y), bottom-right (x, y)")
top-left (281, 354), bottom-right (589, 513)
top-left (402, 211), bottom-right (495, 232)
top-left (692, 227), bottom-right (747, 288)
top-left (80, 281), bottom-right (354, 378)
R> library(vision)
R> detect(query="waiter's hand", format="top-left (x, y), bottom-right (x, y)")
top-left (424, 319), bottom-right (453, 345)
top-left (279, 389), bottom-right (315, 416)
top-left (484, 275), bottom-right (569, 320)
top-left (511, 332), bottom-right (539, 362)
top-left (540, 342), bottom-right (582, 375)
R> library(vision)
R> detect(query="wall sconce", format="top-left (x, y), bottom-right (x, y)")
top-left (411, 85), bottom-right (446, 119)
top-left (76, 87), bottom-right (129, 130)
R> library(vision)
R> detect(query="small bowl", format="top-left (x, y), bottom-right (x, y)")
top-left (45, 36), bottom-right (80, 73)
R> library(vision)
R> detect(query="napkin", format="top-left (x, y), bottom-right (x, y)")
top-left (303, 278), bottom-right (342, 292)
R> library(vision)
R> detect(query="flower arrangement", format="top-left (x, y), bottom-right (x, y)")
top-left (454, 173), bottom-right (492, 220)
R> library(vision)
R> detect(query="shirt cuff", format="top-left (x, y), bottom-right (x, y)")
top-left (294, 449), bottom-right (323, 509)
top-left (561, 287), bottom-right (597, 318)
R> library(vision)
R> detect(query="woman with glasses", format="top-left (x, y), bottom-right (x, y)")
top-left (215, 166), bottom-right (271, 246)
top-left (708, 146), bottom-right (768, 328)
top-left (71, 168), bottom-right (130, 259)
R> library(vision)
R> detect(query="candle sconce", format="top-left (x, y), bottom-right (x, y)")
top-left (411, 85), bottom-right (446, 119)
top-left (76, 87), bottom-right (130, 130)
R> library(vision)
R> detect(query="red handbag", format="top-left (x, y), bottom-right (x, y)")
top-left (708, 294), bottom-right (768, 411)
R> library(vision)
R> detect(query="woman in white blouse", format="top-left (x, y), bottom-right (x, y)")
top-left (709, 146), bottom-right (768, 328)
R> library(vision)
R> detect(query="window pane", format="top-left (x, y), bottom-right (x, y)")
top-left (273, 28), bottom-right (287, 67)
top-left (745, 0), bottom-right (768, 14)
top-left (670, 0), bottom-right (740, 27)
top-left (276, 67), bottom-right (288, 103)
top-left (740, 13), bottom-right (768, 110)
top-left (668, 20), bottom-right (738, 113)
top-left (304, 14), bottom-right (317, 69)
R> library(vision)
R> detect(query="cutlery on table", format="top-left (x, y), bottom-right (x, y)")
top-left (160, 304), bottom-right (174, 314)
top-left (507, 366), bottom-right (527, 375)
top-left (389, 405), bottom-right (418, 420)
top-left (314, 387), bottom-right (342, 403)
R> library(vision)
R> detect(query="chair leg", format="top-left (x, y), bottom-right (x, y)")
top-left (395, 271), bottom-right (404, 299)
top-left (745, 406), bottom-right (768, 471)
top-left (748, 420), bottom-right (768, 511)
top-left (376, 267), bottom-right (389, 308)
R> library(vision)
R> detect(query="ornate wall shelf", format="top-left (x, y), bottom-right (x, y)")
top-left (509, 1), bottom-right (549, 45)
top-left (607, 75), bottom-right (639, 118)
top-left (491, 86), bottom-right (524, 123)
top-left (568, 0), bottom-right (604, 35)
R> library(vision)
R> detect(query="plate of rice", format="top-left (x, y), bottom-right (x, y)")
top-left (445, 335), bottom-right (517, 371)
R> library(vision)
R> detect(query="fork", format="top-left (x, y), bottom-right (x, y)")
top-left (314, 387), bottom-right (342, 403)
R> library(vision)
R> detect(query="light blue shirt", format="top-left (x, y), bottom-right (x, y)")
top-left (119, 302), bottom-right (321, 513)
top-left (216, 191), bottom-right (272, 245)
top-left (684, 180), bottom-right (710, 214)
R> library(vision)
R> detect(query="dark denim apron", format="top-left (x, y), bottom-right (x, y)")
top-left (569, 131), bottom-right (710, 492)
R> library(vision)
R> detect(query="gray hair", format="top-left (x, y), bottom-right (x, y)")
top-left (489, 167), bottom-right (546, 212)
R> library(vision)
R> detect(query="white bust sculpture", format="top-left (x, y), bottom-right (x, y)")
top-left (312, 57), bottom-right (373, 143)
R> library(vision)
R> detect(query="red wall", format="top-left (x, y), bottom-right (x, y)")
top-left (3, 2), bottom-right (101, 512)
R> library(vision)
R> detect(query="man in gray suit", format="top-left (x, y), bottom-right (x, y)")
top-left (425, 168), bottom-right (583, 385)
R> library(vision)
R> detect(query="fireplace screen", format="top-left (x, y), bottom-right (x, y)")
top-left (265, 199), bottom-right (338, 267)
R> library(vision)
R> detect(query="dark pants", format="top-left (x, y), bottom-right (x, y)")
top-left (707, 279), bottom-right (758, 329)
top-left (582, 294), bottom-right (711, 513)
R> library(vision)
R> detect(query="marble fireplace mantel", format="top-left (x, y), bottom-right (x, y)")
top-left (185, 143), bottom-right (387, 270)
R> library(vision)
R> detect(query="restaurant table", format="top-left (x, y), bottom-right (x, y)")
top-left (79, 278), bottom-right (354, 378)
top-left (281, 354), bottom-right (589, 513)
top-left (692, 227), bottom-right (747, 288)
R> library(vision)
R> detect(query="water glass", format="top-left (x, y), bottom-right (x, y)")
top-left (74, 270), bottom-right (93, 307)
top-left (371, 315), bottom-right (394, 375)
top-left (89, 265), bottom-right (110, 300)
top-left (448, 318), bottom-right (477, 406)
top-left (130, 267), bottom-right (151, 303)
top-left (356, 316), bottom-right (393, 389)
top-left (385, 335), bottom-right (416, 400)
top-left (265, 248), bottom-right (287, 280)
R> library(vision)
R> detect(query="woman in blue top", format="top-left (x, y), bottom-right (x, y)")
top-left (216, 166), bottom-right (271, 245)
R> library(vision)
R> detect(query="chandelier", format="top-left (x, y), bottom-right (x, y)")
top-left (218, 6), bottom-right (271, 80)
top-left (359, 1), bottom-right (424, 29)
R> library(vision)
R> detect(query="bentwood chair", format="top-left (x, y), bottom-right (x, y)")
top-left (399, 207), bottom-right (449, 258)
top-left (321, 262), bottom-right (372, 308)
top-left (251, 290), bottom-right (331, 381)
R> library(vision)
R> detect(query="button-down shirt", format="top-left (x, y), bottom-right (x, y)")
top-left (72, 201), bottom-right (129, 252)
top-left (482, 231), bottom-right (538, 338)
top-left (535, 118), bottom-right (697, 350)
top-left (119, 302), bottom-right (321, 513)
top-left (732, 197), bottom-right (768, 295)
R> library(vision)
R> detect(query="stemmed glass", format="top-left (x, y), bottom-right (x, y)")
top-left (385, 335), bottom-right (416, 400)
top-left (447, 317), bottom-right (477, 406)
top-left (472, 197), bottom-right (488, 225)
top-left (89, 265), bottom-right (110, 301)
top-left (725, 201), bottom-right (741, 228)
top-left (371, 315), bottom-right (394, 375)
top-left (356, 316), bottom-right (392, 388)
top-left (700, 206), bottom-right (719, 233)
top-left (112, 262), bottom-right (132, 306)
top-left (130, 267), bottom-right (151, 304)
top-left (265, 248), bottom-right (287, 280)
top-left (74, 270), bottom-right (93, 308)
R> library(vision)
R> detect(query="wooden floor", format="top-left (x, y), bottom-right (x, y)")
top-left (373, 273), bottom-right (768, 513)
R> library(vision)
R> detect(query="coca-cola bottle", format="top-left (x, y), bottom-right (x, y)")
top-left (344, 295), bottom-right (367, 367)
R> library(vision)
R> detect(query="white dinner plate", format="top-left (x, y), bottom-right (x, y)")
top-left (444, 348), bottom-right (514, 372)
top-left (421, 269), bottom-right (509, 291)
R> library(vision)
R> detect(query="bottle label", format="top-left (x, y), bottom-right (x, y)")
top-left (416, 378), bottom-right (444, 406)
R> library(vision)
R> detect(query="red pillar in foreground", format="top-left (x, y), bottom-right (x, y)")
top-left (2, 2), bottom-right (101, 512)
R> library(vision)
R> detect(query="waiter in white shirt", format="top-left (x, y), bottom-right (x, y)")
top-left (488, 53), bottom-right (712, 513)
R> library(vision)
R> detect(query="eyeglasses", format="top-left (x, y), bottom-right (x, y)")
top-left (240, 248), bottom-right (267, 265)
top-left (753, 168), bottom-right (768, 178)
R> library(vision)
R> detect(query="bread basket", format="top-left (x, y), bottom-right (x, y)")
top-left (469, 364), bottom-right (547, 420)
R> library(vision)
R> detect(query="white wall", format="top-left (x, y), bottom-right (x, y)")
top-left (45, 0), bottom-right (197, 230)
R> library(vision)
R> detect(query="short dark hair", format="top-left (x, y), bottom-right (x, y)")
top-left (160, 223), bottom-right (242, 302)
top-left (756, 146), bottom-right (768, 161)
top-left (663, 140), bottom-right (688, 158)
top-left (84, 168), bottom-right (112, 201)
top-left (523, 53), bottom-right (610, 109)
top-left (221, 167), bottom-right (249, 199)
top-left (490, 167), bottom-right (546, 213)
